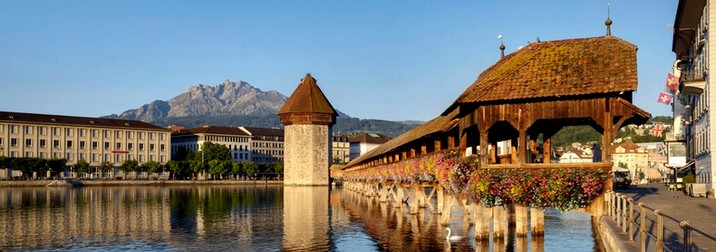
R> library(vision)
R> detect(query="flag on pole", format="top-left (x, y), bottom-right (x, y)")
top-left (666, 73), bottom-right (679, 90)
top-left (657, 91), bottom-right (673, 105)
top-left (650, 123), bottom-right (664, 137)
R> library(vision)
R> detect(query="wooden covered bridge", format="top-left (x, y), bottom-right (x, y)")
top-left (333, 35), bottom-right (651, 240)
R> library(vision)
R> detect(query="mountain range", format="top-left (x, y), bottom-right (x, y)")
top-left (106, 80), bottom-right (419, 137)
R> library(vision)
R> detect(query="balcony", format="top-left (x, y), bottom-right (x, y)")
top-left (680, 78), bottom-right (705, 95)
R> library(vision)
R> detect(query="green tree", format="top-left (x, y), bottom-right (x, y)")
top-left (241, 161), bottom-right (257, 179)
top-left (100, 161), bottom-right (114, 178)
top-left (120, 160), bottom-right (139, 179)
top-left (0, 156), bottom-right (8, 170)
top-left (190, 160), bottom-right (206, 180)
top-left (144, 160), bottom-right (163, 174)
top-left (75, 159), bottom-right (90, 178)
top-left (195, 142), bottom-right (231, 164)
top-left (231, 161), bottom-right (242, 179)
top-left (274, 162), bottom-right (284, 175)
top-left (47, 159), bottom-right (67, 178)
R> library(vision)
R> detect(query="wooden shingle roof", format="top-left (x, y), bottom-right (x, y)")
top-left (454, 36), bottom-right (637, 104)
top-left (344, 109), bottom-right (458, 167)
top-left (278, 73), bottom-right (337, 116)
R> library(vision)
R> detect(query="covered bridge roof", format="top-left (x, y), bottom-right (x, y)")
top-left (453, 36), bottom-right (637, 105)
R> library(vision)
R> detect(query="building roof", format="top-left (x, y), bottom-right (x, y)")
top-left (452, 36), bottom-right (638, 104)
top-left (0, 111), bottom-right (169, 131)
top-left (349, 133), bottom-right (392, 145)
top-left (345, 109), bottom-right (459, 167)
top-left (278, 73), bottom-right (338, 116)
top-left (612, 140), bottom-right (644, 154)
top-left (172, 125), bottom-right (250, 136)
top-left (241, 127), bottom-right (284, 137)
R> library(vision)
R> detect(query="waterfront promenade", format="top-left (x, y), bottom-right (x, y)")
top-left (605, 184), bottom-right (716, 251)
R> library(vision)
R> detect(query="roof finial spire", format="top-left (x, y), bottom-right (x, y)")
top-left (605, 3), bottom-right (612, 36)
top-left (498, 33), bottom-right (505, 58)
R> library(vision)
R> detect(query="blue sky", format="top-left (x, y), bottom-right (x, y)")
top-left (0, 1), bottom-right (677, 122)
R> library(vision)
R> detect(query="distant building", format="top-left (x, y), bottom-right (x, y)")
top-left (241, 127), bottom-right (284, 164)
top-left (558, 148), bottom-right (593, 163)
top-left (611, 140), bottom-right (649, 182)
top-left (349, 133), bottom-right (391, 160)
top-left (332, 136), bottom-right (350, 164)
top-left (171, 125), bottom-right (252, 162)
top-left (0, 111), bottom-right (171, 178)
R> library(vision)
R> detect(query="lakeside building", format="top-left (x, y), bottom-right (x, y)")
top-left (671, 0), bottom-right (714, 196)
top-left (0, 111), bottom-right (171, 177)
top-left (241, 127), bottom-right (284, 164)
top-left (349, 133), bottom-right (391, 160)
top-left (332, 136), bottom-right (351, 164)
top-left (611, 140), bottom-right (650, 182)
top-left (171, 125), bottom-right (252, 162)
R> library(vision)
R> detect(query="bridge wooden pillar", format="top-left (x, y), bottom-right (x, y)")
top-left (473, 204), bottom-right (491, 240)
top-left (515, 205), bottom-right (528, 236)
top-left (531, 207), bottom-right (545, 236)
top-left (493, 206), bottom-right (507, 239)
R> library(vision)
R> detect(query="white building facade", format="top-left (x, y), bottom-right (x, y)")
top-left (672, 0), bottom-right (715, 196)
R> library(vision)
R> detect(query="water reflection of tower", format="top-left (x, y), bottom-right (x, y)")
top-left (283, 187), bottom-right (330, 251)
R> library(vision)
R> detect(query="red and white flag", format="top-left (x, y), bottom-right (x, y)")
top-left (650, 123), bottom-right (664, 137)
top-left (666, 73), bottom-right (679, 90)
top-left (657, 91), bottom-right (673, 105)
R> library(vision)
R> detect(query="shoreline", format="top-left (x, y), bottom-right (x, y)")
top-left (0, 180), bottom-right (284, 187)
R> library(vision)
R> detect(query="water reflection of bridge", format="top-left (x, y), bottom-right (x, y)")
top-left (334, 34), bottom-right (651, 247)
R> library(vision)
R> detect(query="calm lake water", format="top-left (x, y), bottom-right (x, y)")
top-left (0, 185), bottom-right (601, 251)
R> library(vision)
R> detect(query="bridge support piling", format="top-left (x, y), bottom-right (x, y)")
top-left (379, 183), bottom-right (388, 203)
top-left (508, 204), bottom-right (516, 227)
top-left (473, 204), bottom-right (491, 240)
top-left (530, 207), bottom-right (544, 236)
top-left (437, 187), bottom-right (444, 214)
top-left (409, 184), bottom-right (419, 214)
top-left (493, 206), bottom-right (507, 239)
top-left (516, 205), bottom-right (528, 237)
top-left (439, 194), bottom-right (453, 226)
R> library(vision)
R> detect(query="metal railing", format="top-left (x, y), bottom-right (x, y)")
top-left (605, 191), bottom-right (716, 252)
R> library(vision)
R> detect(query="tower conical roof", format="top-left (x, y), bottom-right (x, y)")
top-left (278, 73), bottom-right (337, 126)
top-left (279, 73), bottom-right (337, 115)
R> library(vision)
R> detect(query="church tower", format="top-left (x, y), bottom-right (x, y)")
top-left (278, 74), bottom-right (337, 186)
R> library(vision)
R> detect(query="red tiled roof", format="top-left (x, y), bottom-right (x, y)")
top-left (278, 73), bottom-right (337, 116)
top-left (0, 111), bottom-right (169, 131)
top-left (454, 36), bottom-right (638, 104)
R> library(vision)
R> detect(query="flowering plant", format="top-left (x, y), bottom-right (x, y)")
top-left (467, 168), bottom-right (609, 211)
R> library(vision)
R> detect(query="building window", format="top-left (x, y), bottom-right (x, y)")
top-left (0, 125), bottom-right (3, 133)
top-left (115, 154), bottom-right (121, 162)
top-left (66, 153), bottom-right (73, 161)
top-left (149, 155), bottom-right (154, 161)
top-left (39, 152), bottom-right (46, 159)
top-left (128, 154), bottom-right (133, 160)
top-left (53, 140), bottom-right (60, 148)
top-left (11, 138), bottom-right (18, 147)
top-left (10, 151), bottom-right (17, 157)
top-left (150, 133), bottom-right (155, 140)
top-left (116, 143), bottom-right (122, 150)
top-left (66, 128), bottom-right (73, 136)
top-left (160, 133), bottom-right (166, 141)
top-left (104, 142), bottom-right (110, 150)
top-left (0, 138), bottom-right (3, 146)
top-left (79, 129), bottom-right (86, 137)
top-left (150, 144), bottom-right (155, 151)
top-left (139, 143), bottom-right (144, 151)
top-left (139, 154), bottom-right (144, 162)
top-left (92, 129), bottom-right (98, 138)
top-left (104, 130), bottom-right (110, 138)
top-left (115, 130), bottom-right (121, 139)
top-left (138, 132), bottom-right (144, 140)
top-left (92, 141), bottom-right (98, 149)
top-left (79, 153), bottom-right (85, 161)
top-left (128, 143), bottom-right (133, 150)
top-left (25, 139), bottom-right (32, 147)
top-left (79, 141), bottom-right (86, 149)
top-left (67, 141), bottom-right (73, 148)
top-left (127, 131), bottom-right (133, 139)
top-left (160, 144), bottom-right (165, 152)
top-left (92, 154), bottom-right (97, 162)
top-left (160, 155), bottom-right (165, 163)
top-left (104, 154), bottom-right (109, 162)
top-left (10, 125), bottom-right (18, 134)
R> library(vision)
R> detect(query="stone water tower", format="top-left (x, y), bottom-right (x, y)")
top-left (278, 74), bottom-right (337, 186)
